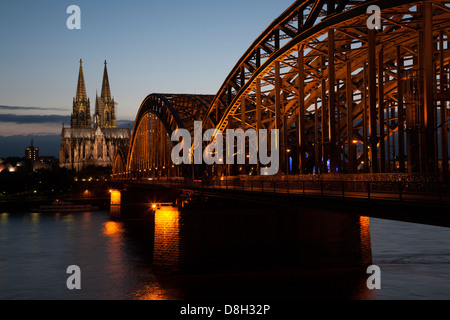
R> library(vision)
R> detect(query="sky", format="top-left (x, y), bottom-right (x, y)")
top-left (0, 0), bottom-right (295, 157)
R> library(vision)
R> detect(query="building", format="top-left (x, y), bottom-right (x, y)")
top-left (25, 138), bottom-right (39, 162)
top-left (34, 156), bottom-right (58, 171)
top-left (59, 60), bottom-right (131, 171)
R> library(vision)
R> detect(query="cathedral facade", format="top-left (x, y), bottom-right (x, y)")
top-left (59, 60), bottom-right (131, 171)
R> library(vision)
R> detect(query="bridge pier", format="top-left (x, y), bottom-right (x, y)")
top-left (109, 184), bottom-right (182, 219)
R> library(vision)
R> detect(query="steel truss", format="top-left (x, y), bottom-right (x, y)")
top-left (121, 94), bottom-right (214, 179)
top-left (114, 0), bottom-right (450, 179)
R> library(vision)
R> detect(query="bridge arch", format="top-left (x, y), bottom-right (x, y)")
top-left (112, 146), bottom-right (128, 179)
top-left (204, 0), bottom-right (450, 175)
top-left (124, 93), bottom-right (215, 179)
top-left (114, 0), bottom-right (450, 179)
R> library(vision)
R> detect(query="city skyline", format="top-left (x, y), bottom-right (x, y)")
top-left (0, 0), bottom-right (294, 157)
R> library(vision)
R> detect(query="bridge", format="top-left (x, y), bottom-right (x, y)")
top-left (112, 0), bottom-right (449, 204)
top-left (114, 0), bottom-right (450, 174)
top-left (108, 0), bottom-right (450, 272)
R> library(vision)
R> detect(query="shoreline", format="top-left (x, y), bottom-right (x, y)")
top-left (0, 196), bottom-right (110, 213)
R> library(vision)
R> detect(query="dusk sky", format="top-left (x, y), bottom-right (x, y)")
top-left (0, 0), bottom-right (294, 156)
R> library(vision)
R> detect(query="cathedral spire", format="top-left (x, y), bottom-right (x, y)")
top-left (71, 59), bottom-right (91, 129)
top-left (101, 60), bottom-right (111, 101)
top-left (76, 59), bottom-right (87, 102)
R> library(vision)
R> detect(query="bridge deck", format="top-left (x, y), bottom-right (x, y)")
top-left (123, 177), bottom-right (450, 204)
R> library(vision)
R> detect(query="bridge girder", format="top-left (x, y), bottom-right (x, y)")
top-left (206, 0), bottom-right (450, 175)
top-left (114, 0), bottom-right (450, 179)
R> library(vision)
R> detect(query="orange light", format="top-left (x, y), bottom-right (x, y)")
top-left (110, 190), bottom-right (121, 205)
top-left (102, 221), bottom-right (123, 236)
top-left (152, 204), bottom-right (157, 209)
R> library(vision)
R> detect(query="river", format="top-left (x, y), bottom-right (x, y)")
top-left (0, 210), bottom-right (449, 300)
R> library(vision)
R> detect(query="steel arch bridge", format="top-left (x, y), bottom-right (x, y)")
top-left (122, 93), bottom-right (215, 179)
top-left (113, 0), bottom-right (450, 180)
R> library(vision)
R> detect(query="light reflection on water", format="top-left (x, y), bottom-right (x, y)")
top-left (0, 210), bottom-right (449, 299)
top-left (0, 212), bottom-right (8, 225)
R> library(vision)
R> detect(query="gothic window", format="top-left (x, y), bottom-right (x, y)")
top-left (65, 145), bottom-right (70, 161)
top-left (80, 111), bottom-right (84, 121)
top-left (105, 111), bottom-right (110, 122)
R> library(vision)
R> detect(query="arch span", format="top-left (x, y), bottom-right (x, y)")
top-left (114, 0), bottom-right (450, 179)
top-left (204, 0), bottom-right (449, 175)
top-left (124, 93), bottom-right (214, 179)
top-left (112, 146), bottom-right (128, 179)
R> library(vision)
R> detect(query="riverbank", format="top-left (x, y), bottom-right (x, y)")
top-left (0, 196), bottom-right (110, 213)
top-left (0, 181), bottom-right (111, 213)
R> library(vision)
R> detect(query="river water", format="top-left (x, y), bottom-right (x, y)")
top-left (0, 210), bottom-right (449, 300)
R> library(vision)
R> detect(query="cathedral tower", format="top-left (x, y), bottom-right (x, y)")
top-left (60, 59), bottom-right (130, 171)
top-left (71, 59), bottom-right (92, 128)
top-left (94, 60), bottom-right (116, 128)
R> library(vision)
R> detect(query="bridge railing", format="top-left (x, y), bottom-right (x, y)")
top-left (137, 177), bottom-right (450, 204)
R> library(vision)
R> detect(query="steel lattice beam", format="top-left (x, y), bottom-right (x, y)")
top-left (113, 0), bottom-right (450, 179)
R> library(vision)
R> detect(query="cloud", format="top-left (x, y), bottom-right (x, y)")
top-left (0, 122), bottom-right (64, 136)
top-left (0, 114), bottom-right (70, 124)
top-left (0, 104), bottom-right (133, 139)
top-left (0, 105), bottom-right (67, 112)
top-left (0, 117), bottom-right (133, 137)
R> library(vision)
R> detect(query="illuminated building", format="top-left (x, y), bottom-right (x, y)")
top-left (59, 60), bottom-right (130, 171)
top-left (25, 138), bottom-right (39, 162)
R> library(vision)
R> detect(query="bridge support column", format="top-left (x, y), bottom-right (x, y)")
top-left (423, 2), bottom-right (437, 174)
top-left (368, 29), bottom-right (379, 173)
top-left (363, 65), bottom-right (369, 173)
top-left (298, 48), bottom-right (306, 174)
top-left (153, 206), bottom-right (180, 272)
top-left (314, 98), bottom-right (320, 174)
top-left (397, 46), bottom-right (406, 173)
top-left (256, 79), bottom-right (262, 174)
top-left (321, 56), bottom-right (328, 173)
top-left (378, 46), bottom-right (386, 173)
top-left (241, 96), bottom-right (246, 130)
top-left (275, 60), bottom-right (285, 175)
top-left (110, 189), bottom-right (121, 219)
top-left (439, 30), bottom-right (449, 173)
top-left (346, 61), bottom-right (355, 173)
top-left (328, 29), bottom-right (337, 173)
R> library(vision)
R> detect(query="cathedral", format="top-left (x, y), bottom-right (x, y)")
top-left (59, 60), bottom-right (131, 171)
